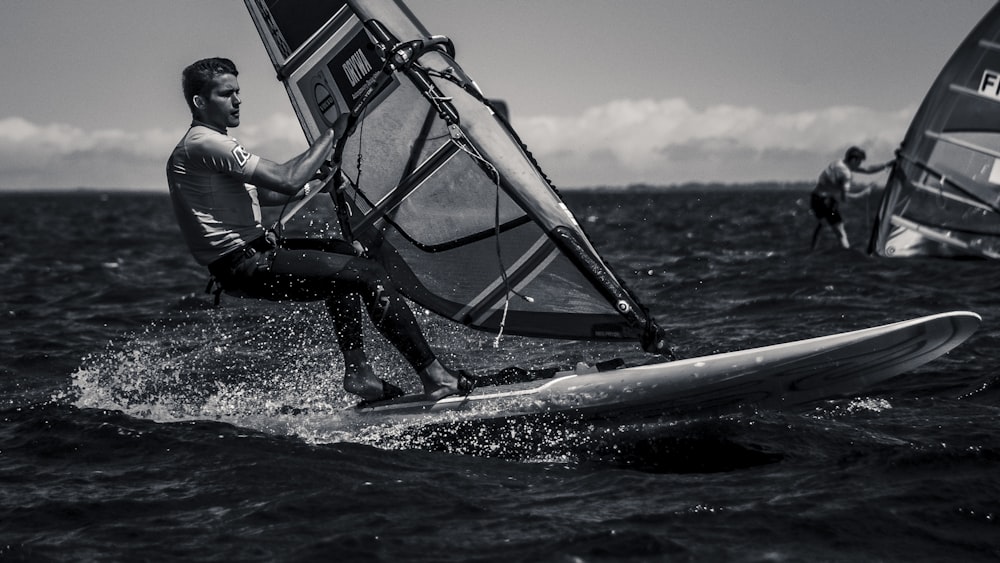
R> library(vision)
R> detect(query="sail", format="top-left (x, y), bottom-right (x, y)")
top-left (243, 0), bottom-right (667, 349)
top-left (869, 4), bottom-right (1000, 258)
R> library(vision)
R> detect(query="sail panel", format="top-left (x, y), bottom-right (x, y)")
top-left (244, 0), bottom-right (655, 341)
top-left (870, 4), bottom-right (1000, 258)
top-left (339, 76), bottom-right (632, 336)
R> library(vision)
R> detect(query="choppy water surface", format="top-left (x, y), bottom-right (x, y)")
top-left (2, 188), bottom-right (998, 562)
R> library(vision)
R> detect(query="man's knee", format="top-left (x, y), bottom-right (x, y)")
top-left (347, 257), bottom-right (389, 285)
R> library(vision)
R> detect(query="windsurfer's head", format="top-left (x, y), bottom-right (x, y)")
top-left (182, 58), bottom-right (241, 129)
top-left (845, 146), bottom-right (867, 163)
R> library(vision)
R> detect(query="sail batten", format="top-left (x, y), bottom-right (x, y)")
top-left (889, 215), bottom-right (1000, 258)
top-left (870, 4), bottom-right (1000, 258)
top-left (912, 180), bottom-right (995, 211)
top-left (948, 83), bottom-right (1000, 105)
top-left (979, 38), bottom-right (1000, 51)
top-left (925, 130), bottom-right (1000, 159)
top-left (901, 153), bottom-right (1000, 213)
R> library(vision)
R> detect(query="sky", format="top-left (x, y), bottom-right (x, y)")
top-left (0, 0), bottom-right (996, 190)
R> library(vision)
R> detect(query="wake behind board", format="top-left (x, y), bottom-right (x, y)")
top-left (357, 311), bottom-right (980, 420)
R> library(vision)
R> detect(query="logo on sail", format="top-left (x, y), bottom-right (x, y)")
top-left (325, 28), bottom-right (381, 106)
top-left (343, 49), bottom-right (373, 87)
top-left (313, 82), bottom-right (340, 126)
top-left (978, 69), bottom-right (1000, 99)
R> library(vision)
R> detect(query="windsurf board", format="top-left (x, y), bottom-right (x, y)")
top-left (356, 311), bottom-right (980, 420)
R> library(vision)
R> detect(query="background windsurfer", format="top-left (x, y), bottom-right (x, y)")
top-left (166, 57), bottom-right (472, 404)
top-left (810, 146), bottom-right (894, 250)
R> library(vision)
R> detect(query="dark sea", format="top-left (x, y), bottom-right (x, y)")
top-left (2, 187), bottom-right (999, 562)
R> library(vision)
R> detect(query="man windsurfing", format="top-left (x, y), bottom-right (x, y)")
top-left (166, 57), bottom-right (472, 404)
top-left (810, 146), bottom-right (895, 250)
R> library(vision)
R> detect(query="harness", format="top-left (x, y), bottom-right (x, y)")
top-left (204, 234), bottom-right (276, 306)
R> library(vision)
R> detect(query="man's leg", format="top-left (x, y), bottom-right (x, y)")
top-left (325, 293), bottom-right (399, 400)
top-left (264, 246), bottom-right (466, 399)
top-left (832, 221), bottom-right (850, 249)
top-left (348, 268), bottom-right (467, 399)
top-left (809, 195), bottom-right (828, 250)
top-left (811, 221), bottom-right (824, 249)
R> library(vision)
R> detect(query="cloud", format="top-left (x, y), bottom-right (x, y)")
top-left (0, 116), bottom-right (180, 189)
top-left (513, 98), bottom-right (914, 187)
top-left (0, 115), bottom-right (306, 190)
top-left (0, 100), bottom-right (913, 190)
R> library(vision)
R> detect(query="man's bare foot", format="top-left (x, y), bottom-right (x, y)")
top-left (342, 351), bottom-right (385, 400)
top-left (419, 359), bottom-right (470, 401)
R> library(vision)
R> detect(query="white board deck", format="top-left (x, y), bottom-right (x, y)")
top-left (357, 311), bottom-right (981, 419)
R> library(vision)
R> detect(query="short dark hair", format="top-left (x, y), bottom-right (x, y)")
top-left (845, 146), bottom-right (867, 161)
top-left (181, 57), bottom-right (238, 115)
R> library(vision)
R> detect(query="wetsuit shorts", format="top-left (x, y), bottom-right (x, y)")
top-left (810, 193), bottom-right (842, 225)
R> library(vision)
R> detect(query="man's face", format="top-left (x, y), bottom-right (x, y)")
top-left (197, 73), bottom-right (241, 131)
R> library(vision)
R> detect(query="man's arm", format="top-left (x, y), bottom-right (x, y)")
top-left (854, 159), bottom-right (895, 174)
top-left (248, 114), bottom-right (348, 195)
top-left (255, 159), bottom-right (338, 207)
top-left (256, 186), bottom-right (296, 206)
top-left (845, 184), bottom-right (872, 199)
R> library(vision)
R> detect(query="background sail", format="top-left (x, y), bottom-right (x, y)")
top-left (244, 0), bottom-right (659, 342)
top-left (869, 4), bottom-right (1000, 258)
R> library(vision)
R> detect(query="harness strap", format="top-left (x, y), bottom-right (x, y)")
top-left (205, 276), bottom-right (224, 307)
top-left (204, 235), bottom-right (275, 308)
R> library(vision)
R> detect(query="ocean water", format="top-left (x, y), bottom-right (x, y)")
top-left (2, 187), bottom-right (999, 562)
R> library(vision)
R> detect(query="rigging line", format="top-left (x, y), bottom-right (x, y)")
top-left (351, 103), bottom-right (367, 220)
top-left (327, 101), bottom-right (370, 245)
top-left (865, 184), bottom-right (871, 226)
top-left (939, 174), bottom-right (948, 210)
top-left (491, 159), bottom-right (511, 349)
top-left (449, 136), bottom-right (533, 347)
